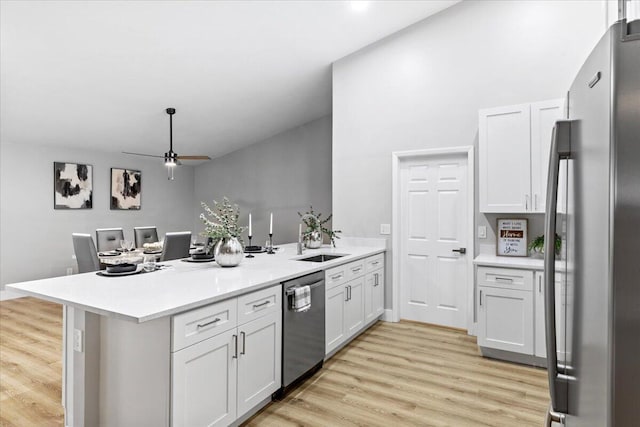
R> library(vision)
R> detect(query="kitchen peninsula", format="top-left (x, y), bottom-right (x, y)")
top-left (7, 240), bottom-right (386, 427)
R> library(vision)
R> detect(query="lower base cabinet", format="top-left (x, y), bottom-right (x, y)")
top-left (325, 254), bottom-right (385, 356)
top-left (171, 287), bottom-right (282, 427)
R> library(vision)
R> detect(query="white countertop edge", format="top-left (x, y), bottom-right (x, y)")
top-left (7, 244), bottom-right (385, 323)
top-left (473, 253), bottom-right (546, 270)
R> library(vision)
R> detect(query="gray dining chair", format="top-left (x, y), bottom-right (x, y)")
top-left (160, 231), bottom-right (192, 261)
top-left (96, 227), bottom-right (125, 252)
top-left (134, 226), bottom-right (159, 248)
top-left (72, 233), bottom-right (101, 273)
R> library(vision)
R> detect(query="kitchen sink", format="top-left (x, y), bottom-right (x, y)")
top-left (296, 254), bottom-right (346, 263)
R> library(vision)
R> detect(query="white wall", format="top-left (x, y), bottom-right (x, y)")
top-left (332, 0), bottom-right (606, 308)
top-left (0, 141), bottom-right (195, 291)
top-left (194, 115), bottom-right (332, 245)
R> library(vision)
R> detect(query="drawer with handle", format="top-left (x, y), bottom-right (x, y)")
top-left (477, 266), bottom-right (533, 292)
top-left (237, 284), bottom-right (282, 325)
top-left (365, 253), bottom-right (384, 272)
top-left (345, 260), bottom-right (366, 281)
top-left (172, 298), bottom-right (237, 352)
top-left (325, 264), bottom-right (347, 290)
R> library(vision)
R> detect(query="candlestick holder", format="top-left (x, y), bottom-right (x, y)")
top-left (245, 236), bottom-right (254, 258)
top-left (267, 233), bottom-right (275, 254)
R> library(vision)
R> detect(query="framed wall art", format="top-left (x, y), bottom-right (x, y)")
top-left (110, 168), bottom-right (141, 210)
top-left (497, 218), bottom-right (528, 257)
top-left (53, 162), bottom-right (93, 209)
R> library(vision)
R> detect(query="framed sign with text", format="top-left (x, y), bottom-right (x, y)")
top-left (497, 218), bottom-right (528, 257)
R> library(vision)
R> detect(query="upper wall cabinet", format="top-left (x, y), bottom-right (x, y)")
top-left (479, 99), bottom-right (564, 213)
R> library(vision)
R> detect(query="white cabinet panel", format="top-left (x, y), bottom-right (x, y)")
top-left (365, 269), bottom-right (385, 324)
top-left (171, 329), bottom-right (237, 427)
top-left (345, 276), bottom-right (364, 338)
top-left (479, 103), bottom-right (531, 213)
top-left (325, 285), bottom-right (346, 355)
top-left (534, 272), bottom-right (566, 359)
top-left (531, 99), bottom-right (565, 213)
top-left (237, 311), bottom-right (281, 417)
top-left (478, 286), bottom-right (533, 354)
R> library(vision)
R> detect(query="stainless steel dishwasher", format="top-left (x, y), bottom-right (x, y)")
top-left (278, 271), bottom-right (325, 397)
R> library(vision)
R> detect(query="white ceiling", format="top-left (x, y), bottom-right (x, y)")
top-left (1, 0), bottom-right (458, 160)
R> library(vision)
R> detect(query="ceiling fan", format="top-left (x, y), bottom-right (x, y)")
top-left (123, 108), bottom-right (211, 180)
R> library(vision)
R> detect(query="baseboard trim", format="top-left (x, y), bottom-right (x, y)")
top-left (382, 309), bottom-right (395, 322)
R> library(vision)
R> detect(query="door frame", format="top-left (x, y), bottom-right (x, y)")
top-left (391, 146), bottom-right (475, 333)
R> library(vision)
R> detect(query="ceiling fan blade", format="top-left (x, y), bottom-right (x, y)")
top-left (176, 155), bottom-right (211, 160)
top-left (123, 151), bottom-right (164, 158)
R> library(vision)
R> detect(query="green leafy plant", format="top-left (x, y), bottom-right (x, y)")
top-left (200, 197), bottom-right (247, 242)
top-left (297, 206), bottom-right (342, 247)
top-left (528, 233), bottom-right (561, 255)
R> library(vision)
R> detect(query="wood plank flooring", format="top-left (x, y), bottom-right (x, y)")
top-left (0, 297), bottom-right (64, 427)
top-left (0, 298), bottom-right (549, 426)
top-left (245, 321), bottom-right (549, 427)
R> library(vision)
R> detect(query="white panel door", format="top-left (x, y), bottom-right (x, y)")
top-left (237, 311), bottom-right (281, 417)
top-left (399, 154), bottom-right (468, 328)
top-left (478, 286), bottom-right (533, 354)
top-left (325, 285), bottom-right (346, 355)
top-left (531, 99), bottom-right (565, 213)
top-left (479, 103), bottom-right (531, 212)
top-left (171, 329), bottom-right (237, 427)
top-left (345, 277), bottom-right (364, 338)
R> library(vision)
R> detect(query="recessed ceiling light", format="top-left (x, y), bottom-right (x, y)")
top-left (350, 1), bottom-right (370, 12)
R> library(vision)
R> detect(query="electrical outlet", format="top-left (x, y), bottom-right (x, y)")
top-left (478, 226), bottom-right (487, 239)
top-left (73, 329), bottom-right (83, 353)
top-left (66, 267), bottom-right (73, 276)
top-left (380, 224), bottom-right (391, 235)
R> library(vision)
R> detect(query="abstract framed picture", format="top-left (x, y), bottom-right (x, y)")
top-left (53, 162), bottom-right (93, 209)
top-left (110, 168), bottom-right (141, 210)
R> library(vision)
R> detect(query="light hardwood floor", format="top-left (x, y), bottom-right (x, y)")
top-left (0, 298), bottom-right (549, 426)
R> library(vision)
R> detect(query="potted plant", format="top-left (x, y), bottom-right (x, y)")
top-left (200, 197), bottom-right (247, 267)
top-left (528, 233), bottom-right (561, 258)
top-left (297, 206), bottom-right (342, 248)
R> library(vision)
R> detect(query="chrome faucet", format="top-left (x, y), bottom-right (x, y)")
top-left (297, 214), bottom-right (320, 255)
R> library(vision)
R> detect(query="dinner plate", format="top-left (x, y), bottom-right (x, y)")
top-left (143, 250), bottom-right (162, 254)
top-left (182, 258), bottom-right (215, 263)
top-left (96, 265), bottom-right (144, 277)
top-left (99, 251), bottom-right (119, 257)
top-left (244, 246), bottom-right (266, 253)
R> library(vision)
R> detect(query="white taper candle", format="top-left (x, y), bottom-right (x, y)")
top-left (269, 213), bottom-right (273, 234)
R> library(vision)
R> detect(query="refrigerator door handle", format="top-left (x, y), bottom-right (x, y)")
top-left (545, 403), bottom-right (566, 426)
top-left (544, 120), bottom-right (572, 415)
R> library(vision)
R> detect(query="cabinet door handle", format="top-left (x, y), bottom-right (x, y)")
top-left (232, 334), bottom-right (238, 359)
top-left (374, 273), bottom-right (379, 286)
top-left (240, 331), bottom-right (246, 355)
top-left (495, 276), bottom-right (513, 283)
top-left (525, 194), bottom-right (530, 211)
top-left (331, 273), bottom-right (343, 280)
top-left (352, 267), bottom-right (362, 273)
top-left (479, 290), bottom-right (483, 307)
top-left (252, 300), bottom-right (270, 309)
top-left (345, 286), bottom-right (349, 302)
top-left (371, 261), bottom-right (379, 266)
top-left (197, 317), bottom-right (221, 329)
top-left (539, 275), bottom-right (542, 293)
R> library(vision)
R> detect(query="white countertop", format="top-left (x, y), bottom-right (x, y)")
top-left (7, 243), bottom-right (385, 323)
top-left (473, 254), bottom-right (545, 270)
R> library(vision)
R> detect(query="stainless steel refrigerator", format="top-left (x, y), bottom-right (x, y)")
top-left (543, 15), bottom-right (640, 427)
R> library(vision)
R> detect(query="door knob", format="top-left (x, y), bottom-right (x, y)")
top-left (452, 248), bottom-right (466, 254)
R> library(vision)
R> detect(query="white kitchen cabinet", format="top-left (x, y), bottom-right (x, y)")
top-left (534, 271), bottom-right (565, 359)
top-left (325, 284), bottom-right (347, 355)
top-left (345, 276), bottom-right (364, 337)
top-left (477, 266), bottom-right (534, 355)
top-left (478, 285), bottom-right (534, 354)
top-left (237, 310), bottom-right (281, 417)
top-left (171, 284), bottom-right (281, 427)
top-left (479, 99), bottom-right (564, 213)
top-left (364, 268), bottom-right (384, 323)
top-left (171, 329), bottom-right (237, 427)
top-left (325, 254), bottom-right (384, 357)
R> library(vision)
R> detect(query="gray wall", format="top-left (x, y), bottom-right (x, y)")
top-left (332, 0), bottom-right (606, 308)
top-left (194, 115), bottom-right (332, 245)
top-left (0, 141), bottom-right (195, 289)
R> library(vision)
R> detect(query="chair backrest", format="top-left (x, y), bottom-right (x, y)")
top-left (134, 226), bottom-right (159, 248)
top-left (96, 228), bottom-right (124, 252)
top-left (160, 231), bottom-right (192, 261)
top-left (72, 233), bottom-right (100, 273)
